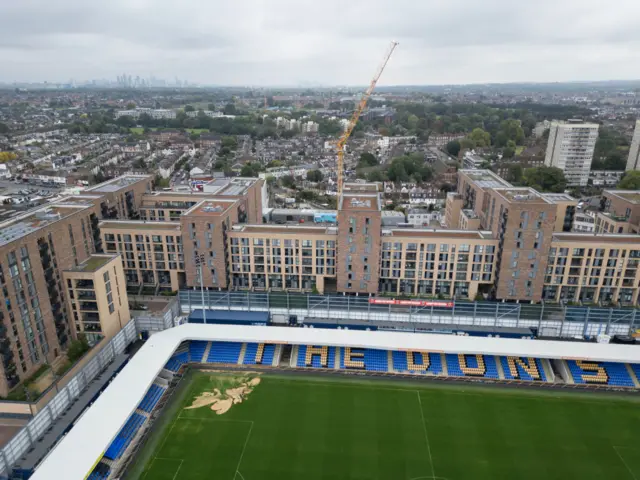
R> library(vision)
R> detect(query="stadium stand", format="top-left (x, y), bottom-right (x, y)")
top-left (206, 341), bottom-right (243, 363)
top-left (446, 354), bottom-right (499, 378)
top-left (138, 384), bottom-right (166, 413)
top-left (243, 343), bottom-right (276, 365)
top-left (631, 364), bottom-right (640, 383)
top-left (601, 362), bottom-right (635, 387)
top-left (339, 347), bottom-right (388, 371)
top-left (86, 463), bottom-right (111, 480)
top-left (392, 351), bottom-right (443, 375)
top-left (499, 356), bottom-right (547, 382)
top-left (103, 413), bottom-right (146, 460)
top-left (189, 341), bottom-right (208, 362)
top-left (565, 360), bottom-right (631, 385)
top-left (164, 351), bottom-right (189, 372)
top-left (297, 345), bottom-right (336, 368)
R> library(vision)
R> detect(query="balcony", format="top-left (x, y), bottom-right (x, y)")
top-left (83, 313), bottom-right (100, 323)
top-left (79, 301), bottom-right (98, 312)
top-left (77, 291), bottom-right (97, 300)
top-left (75, 279), bottom-right (95, 290)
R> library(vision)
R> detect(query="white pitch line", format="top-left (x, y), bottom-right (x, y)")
top-left (613, 446), bottom-right (638, 480)
top-left (172, 459), bottom-right (184, 480)
top-left (234, 422), bottom-right (254, 480)
top-left (416, 391), bottom-right (436, 480)
top-left (236, 471), bottom-right (247, 480)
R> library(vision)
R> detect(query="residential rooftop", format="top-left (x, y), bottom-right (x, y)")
top-left (492, 188), bottom-right (553, 204)
top-left (541, 193), bottom-right (577, 203)
top-left (202, 177), bottom-right (259, 197)
top-left (184, 199), bottom-right (237, 217)
top-left (605, 190), bottom-right (640, 205)
top-left (552, 233), bottom-right (640, 244)
top-left (231, 224), bottom-right (337, 236)
top-left (67, 254), bottom-right (118, 273)
top-left (86, 174), bottom-right (150, 193)
top-left (339, 193), bottom-right (381, 211)
top-left (99, 220), bottom-right (181, 231)
top-left (461, 209), bottom-right (479, 219)
top-left (384, 229), bottom-right (494, 240)
top-left (459, 169), bottom-right (513, 189)
top-left (0, 204), bottom-right (90, 247)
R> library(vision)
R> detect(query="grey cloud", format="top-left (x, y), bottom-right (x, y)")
top-left (1, 0), bottom-right (639, 84)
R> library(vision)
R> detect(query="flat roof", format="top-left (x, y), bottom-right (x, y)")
top-left (541, 193), bottom-right (576, 203)
top-left (30, 323), bottom-right (640, 480)
top-left (183, 199), bottom-right (236, 217)
top-left (231, 224), bottom-right (337, 236)
top-left (0, 204), bottom-right (90, 247)
top-left (459, 169), bottom-right (513, 189)
top-left (203, 177), bottom-right (259, 196)
top-left (384, 229), bottom-right (494, 240)
top-left (339, 193), bottom-right (381, 211)
top-left (67, 254), bottom-right (117, 273)
top-left (552, 233), bottom-right (640, 245)
top-left (99, 220), bottom-right (181, 231)
top-left (86, 175), bottom-right (150, 193)
top-left (605, 190), bottom-right (640, 205)
top-left (492, 187), bottom-right (553, 204)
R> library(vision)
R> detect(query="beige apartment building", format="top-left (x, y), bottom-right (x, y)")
top-left (544, 234), bottom-right (640, 305)
top-left (227, 225), bottom-right (338, 293)
top-left (100, 221), bottom-right (185, 292)
top-left (596, 190), bottom-right (640, 235)
top-left (63, 254), bottom-right (131, 344)
top-left (378, 229), bottom-right (498, 299)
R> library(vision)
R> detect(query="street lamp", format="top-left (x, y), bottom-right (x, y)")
top-left (194, 253), bottom-right (206, 322)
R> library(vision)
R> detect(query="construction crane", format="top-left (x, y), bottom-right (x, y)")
top-left (336, 41), bottom-right (398, 197)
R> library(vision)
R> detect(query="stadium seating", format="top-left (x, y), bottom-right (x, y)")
top-left (446, 354), bottom-right (499, 379)
top-left (164, 351), bottom-right (189, 372)
top-left (138, 384), bottom-right (166, 413)
top-left (86, 464), bottom-right (111, 480)
top-left (566, 360), bottom-right (611, 385)
top-left (631, 364), bottom-right (640, 383)
top-left (297, 345), bottom-right (336, 368)
top-left (207, 341), bottom-right (242, 363)
top-left (340, 348), bottom-right (388, 372)
top-left (189, 341), bottom-right (208, 362)
top-left (392, 351), bottom-right (443, 375)
top-left (601, 362), bottom-right (635, 387)
top-left (104, 413), bottom-right (146, 460)
top-left (243, 343), bottom-right (276, 365)
top-left (500, 356), bottom-right (547, 382)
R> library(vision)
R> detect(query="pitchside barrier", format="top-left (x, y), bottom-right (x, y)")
top-left (179, 290), bottom-right (640, 339)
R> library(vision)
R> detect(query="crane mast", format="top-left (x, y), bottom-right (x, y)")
top-left (336, 41), bottom-right (398, 197)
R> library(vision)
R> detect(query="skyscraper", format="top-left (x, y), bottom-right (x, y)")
top-left (544, 120), bottom-right (599, 186)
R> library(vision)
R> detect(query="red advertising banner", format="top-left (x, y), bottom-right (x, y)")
top-left (368, 298), bottom-right (454, 308)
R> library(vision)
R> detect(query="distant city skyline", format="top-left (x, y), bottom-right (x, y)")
top-left (2, 0), bottom-right (640, 86)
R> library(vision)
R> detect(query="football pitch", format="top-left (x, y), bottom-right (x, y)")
top-left (128, 372), bottom-right (640, 480)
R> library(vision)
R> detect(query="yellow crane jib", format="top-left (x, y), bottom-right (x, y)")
top-left (336, 41), bottom-right (398, 197)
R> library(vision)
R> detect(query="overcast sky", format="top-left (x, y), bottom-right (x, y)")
top-left (2, 0), bottom-right (640, 86)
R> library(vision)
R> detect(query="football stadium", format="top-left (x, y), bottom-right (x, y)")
top-left (22, 310), bottom-right (640, 480)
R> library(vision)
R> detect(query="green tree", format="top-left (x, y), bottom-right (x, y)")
top-left (126, 102), bottom-right (136, 110)
top-left (499, 119), bottom-right (525, 145)
top-left (281, 175), bottom-right (295, 189)
top-left (221, 136), bottom-right (238, 149)
top-left (502, 147), bottom-right (515, 159)
top-left (116, 115), bottom-right (135, 128)
top-left (67, 336), bottom-right (90, 363)
top-left (505, 164), bottom-right (524, 184)
top-left (618, 171), bottom-right (640, 190)
top-left (407, 114), bottom-right (420, 130)
top-left (208, 103), bottom-right (216, 111)
top-left (523, 166), bottom-right (567, 193)
top-left (366, 169), bottom-right (386, 182)
top-left (0, 122), bottom-right (9, 134)
top-left (223, 103), bottom-right (237, 115)
top-left (467, 128), bottom-right (491, 148)
top-left (446, 140), bottom-right (461, 157)
top-left (265, 175), bottom-right (276, 187)
top-left (357, 152), bottom-right (378, 168)
top-left (184, 105), bottom-right (195, 112)
top-left (306, 170), bottom-right (324, 182)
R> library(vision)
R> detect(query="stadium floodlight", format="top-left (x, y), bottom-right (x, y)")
top-left (194, 253), bottom-right (206, 320)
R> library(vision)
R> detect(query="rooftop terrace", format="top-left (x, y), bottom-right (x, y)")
top-left (86, 175), bottom-right (150, 193)
top-left (184, 199), bottom-right (236, 217)
top-left (492, 188), bottom-right (552, 204)
top-left (459, 169), bottom-right (513, 189)
top-left (606, 190), bottom-right (640, 205)
top-left (68, 255), bottom-right (117, 273)
top-left (339, 193), bottom-right (381, 211)
top-left (203, 177), bottom-right (258, 196)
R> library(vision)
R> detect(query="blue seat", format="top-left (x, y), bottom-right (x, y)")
top-left (392, 351), bottom-right (443, 375)
top-left (207, 342), bottom-right (242, 364)
top-left (189, 341), bottom-right (208, 362)
top-left (446, 354), bottom-right (495, 378)
top-left (243, 343), bottom-right (276, 365)
top-left (338, 348), bottom-right (388, 372)
top-left (500, 356), bottom-right (547, 382)
top-left (631, 364), bottom-right (640, 384)
top-left (601, 362), bottom-right (635, 387)
top-left (138, 385), bottom-right (166, 413)
top-left (566, 360), bottom-right (618, 385)
top-left (104, 413), bottom-right (146, 460)
top-left (164, 352), bottom-right (189, 372)
top-left (297, 345), bottom-right (336, 368)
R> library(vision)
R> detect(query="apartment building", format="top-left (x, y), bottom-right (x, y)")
top-left (544, 120), bottom-right (599, 186)
top-left (227, 225), bottom-right (337, 293)
top-left (378, 230), bottom-right (498, 299)
top-left (543, 234), bottom-right (640, 305)
top-left (626, 120), bottom-right (640, 172)
top-left (63, 254), bottom-right (130, 344)
top-left (100, 221), bottom-right (184, 292)
top-left (596, 190), bottom-right (640, 235)
top-left (336, 189), bottom-right (382, 295)
top-left (83, 174), bottom-right (153, 222)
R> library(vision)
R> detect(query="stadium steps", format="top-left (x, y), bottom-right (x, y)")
top-left (494, 356), bottom-right (506, 379)
top-left (440, 354), bottom-right (449, 376)
top-left (201, 341), bottom-right (212, 363)
top-left (387, 350), bottom-right (393, 373)
top-left (238, 343), bottom-right (247, 364)
top-left (272, 344), bottom-right (282, 366)
top-left (541, 359), bottom-right (555, 382)
top-left (625, 364), bottom-right (640, 387)
top-left (100, 458), bottom-right (115, 468)
top-left (135, 408), bottom-right (150, 418)
top-left (334, 348), bottom-right (341, 370)
top-left (290, 345), bottom-right (299, 367)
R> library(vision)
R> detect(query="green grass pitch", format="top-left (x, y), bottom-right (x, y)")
top-left (128, 373), bottom-right (640, 480)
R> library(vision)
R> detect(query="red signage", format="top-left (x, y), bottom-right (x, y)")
top-left (368, 298), bottom-right (454, 308)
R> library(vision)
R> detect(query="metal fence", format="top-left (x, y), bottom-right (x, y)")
top-left (0, 320), bottom-right (138, 479)
top-left (179, 290), bottom-right (639, 339)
